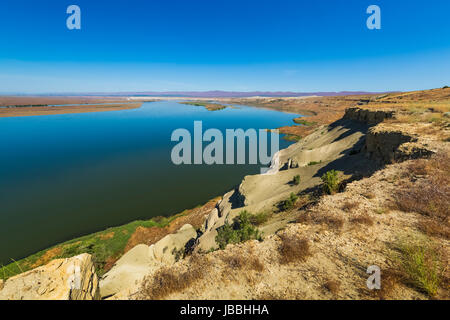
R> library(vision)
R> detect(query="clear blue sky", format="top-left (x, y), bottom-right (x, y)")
top-left (0, 0), bottom-right (449, 93)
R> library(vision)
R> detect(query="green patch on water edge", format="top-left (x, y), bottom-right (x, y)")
top-left (293, 118), bottom-right (317, 126)
top-left (0, 208), bottom-right (195, 281)
top-left (282, 134), bottom-right (302, 142)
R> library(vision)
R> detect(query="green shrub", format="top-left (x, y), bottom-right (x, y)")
top-left (249, 211), bottom-right (271, 226)
top-left (292, 175), bottom-right (300, 185)
top-left (216, 211), bottom-right (262, 249)
top-left (397, 239), bottom-right (444, 297)
top-left (321, 170), bottom-right (340, 194)
top-left (308, 161), bottom-right (321, 166)
top-left (279, 193), bottom-right (299, 211)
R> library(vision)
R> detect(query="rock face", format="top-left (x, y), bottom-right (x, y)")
top-left (99, 224), bottom-right (197, 298)
top-left (344, 108), bottom-right (434, 164)
top-left (364, 124), bottom-right (434, 164)
top-left (364, 125), bottom-right (415, 163)
top-left (344, 107), bottom-right (394, 125)
top-left (195, 191), bottom-right (237, 253)
top-left (99, 244), bottom-right (157, 299)
top-left (150, 224), bottom-right (197, 265)
top-left (0, 254), bottom-right (99, 300)
top-left (204, 208), bottom-right (219, 233)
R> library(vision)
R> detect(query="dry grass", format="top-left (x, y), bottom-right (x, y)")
top-left (297, 211), bottom-right (345, 232)
top-left (387, 111), bottom-right (448, 126)
top-left (350, 213), bottom-right (374, 226)
top-left (137, 253), bottom-right (210, 300)
top-left (257, 291), bottom-right (285, 300)
top-left (341, 201), bottom-right (359, 212)
top-left (363, 192), bottom-right (376, 199)
top-left (323, 279), bottom-right (340, 295)
top-left (417, 218), bottom-right (450, 239)
top-left (367, 268), bottom-right (403, 300)
top-left (393, 152), bottom-right (450, 239)
top-left (220, 251), bottom-right (264, 272)
top-left (278, 234), bottom-right (311, 264)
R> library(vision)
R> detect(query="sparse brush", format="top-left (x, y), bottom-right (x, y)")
top-left (221, 252), bottom-right (264, 272)
top-left (278, 234), bottom-right (311, 264)
top-left (393, 153), bottom-right (450, 231)
top-left (396, 238), bottom-right (445, 297)
top-left (417, 218), bottom-right (450, 240)
top-left (292, 175), bottom-right (301, 185)
top-left (138, 254), bottom-right (210, 300)
top-left (317, 214), bottom-right (344, 231)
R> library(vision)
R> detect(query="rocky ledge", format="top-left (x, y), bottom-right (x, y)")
top-left (0, 253), bottom-right (99, 300)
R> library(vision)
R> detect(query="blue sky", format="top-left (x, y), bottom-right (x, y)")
top-left (0, 0), bottom-right (449, 93)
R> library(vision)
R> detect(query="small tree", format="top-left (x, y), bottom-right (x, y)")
top-left (321, 170), bottom-right (340, 194)
top-left (293, 175), bottom-right (300, 185)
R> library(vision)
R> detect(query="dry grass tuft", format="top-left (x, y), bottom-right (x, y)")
top-left (341, 201), bottom-right (359, 212)
top-left (297, 211), bottom-right (345, 232)
top-left (368, 268), bottom-right (403, 300)
top-left (363, 192), bottom-right (376, 199)
top-left (220, 252), bottom-right (264, 272)
top-left (417, 218), bottom-right (450, 240)
top-left (138, 253), bottom-right (210, 300)
top-left (323, 279), bottom-right (341, 295)
top-left (278, 234), bottom-right (311, 264)
top-left (350, 213), bottom-right (374, 226)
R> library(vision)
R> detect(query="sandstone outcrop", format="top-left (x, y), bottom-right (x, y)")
top-left (364, 123), bottom-right (434, 164)
top-left (344, 107), bottom-right (394, 125)
top-left (345, 108), bottom-right (434, 164)
top-left (0, 254), bottom-right (99, 300)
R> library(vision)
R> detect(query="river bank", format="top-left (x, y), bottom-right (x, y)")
top-left (0, 102), bottom-right (144, 117)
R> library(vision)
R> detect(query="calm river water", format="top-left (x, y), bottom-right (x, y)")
top-left (0, 101), bottom-right (299, 263)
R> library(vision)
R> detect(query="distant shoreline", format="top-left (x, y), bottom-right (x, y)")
top-left (0, 102), bottom-right (144, 118)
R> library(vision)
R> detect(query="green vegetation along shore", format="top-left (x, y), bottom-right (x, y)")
top-left (0, 200), bottom-right (214, 281)
top-left (180, 101), bottom-right (228, 111)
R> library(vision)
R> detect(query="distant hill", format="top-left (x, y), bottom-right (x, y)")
top-left (93, 90), bottom-right (387, 97)
top-left (22, 90), bottom-right (389, 98)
